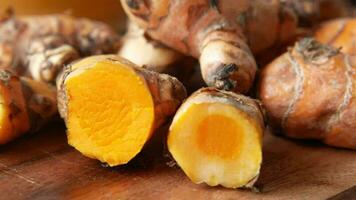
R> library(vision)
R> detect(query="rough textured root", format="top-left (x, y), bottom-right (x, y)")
top-left (259, 38), bottom-right (356, 149)
top-left (315, 18), bottom-right (356, 55)
top-left (0, 14), bottom-right (120, 83)
top-left (135, 64), bottom-right (188, 130)
top-left (25, 36), bottom-right (80, 83)
top-left (168, 87), bottom-right (265, 188)
top-left (118, 22), bottom-right (183, 72)
top-left (0, 69), bottom-right (57, 145)
top-left (295, 37), bottom-right (339, 63)
top-left (121, 0), bottom-right (298, 93)
top-left (199, 31), bottom-right (257, 93)
top-left (58, 55), bottom-right (186, 166)
top-left (323, 56), bottom-right (356, 149)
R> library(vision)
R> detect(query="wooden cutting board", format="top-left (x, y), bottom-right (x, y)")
top-left (0, 122), bottom-right (355, 200)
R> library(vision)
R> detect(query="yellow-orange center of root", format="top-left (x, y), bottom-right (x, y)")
top-left (196, 114), bottom-right (241, 159)
top-left (65, 59), bottom-right (154, 166)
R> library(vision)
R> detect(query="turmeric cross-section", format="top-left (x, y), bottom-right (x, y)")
top-left (168, 88), bottom-right (265, 188)
top-left (58, 55), bottom-right (186, 166)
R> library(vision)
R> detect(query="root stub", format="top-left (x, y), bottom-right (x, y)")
top-left (167, 88), bottom-right (265, 188)
top-left (58, 55), bottom-right (186, 166)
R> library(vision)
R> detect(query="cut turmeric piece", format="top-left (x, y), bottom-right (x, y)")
top-left (167, 88), bottom-right (265, 188)
top-left (58, 55), bottom-right (186, 166)
top-left (0, 70), bottom-right (57, 145)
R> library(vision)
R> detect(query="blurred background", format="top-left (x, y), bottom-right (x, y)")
top-left (0, 0), bottom-right (126, 30)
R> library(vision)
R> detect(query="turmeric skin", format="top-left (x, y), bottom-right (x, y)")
top-left (259, 38), bottom-right (356, 149)
top-left (315, 18), bottom-right (356, 55)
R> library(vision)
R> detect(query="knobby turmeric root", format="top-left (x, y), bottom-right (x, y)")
top-left (259, 38), bottom-right (356, 149)
top-left (315, 18), bottom-right (356, 55)
top-left (121, 0), bottom-right (302, 93)
top-left (0, 69), bottom-right (57, 144)
top-left (0, 13), bottom-right (120, 83)
top-left (167, 88), bottom-right (265, 188)
top-left (58, 55), bottom-right (186, 166)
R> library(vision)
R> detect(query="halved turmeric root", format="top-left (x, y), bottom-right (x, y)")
top-left (0, 69), bottom-right (57, 144)
top-left (167, 88), bottom-right (265, 188)
top-left (58, 55), bottom-right (186, 166)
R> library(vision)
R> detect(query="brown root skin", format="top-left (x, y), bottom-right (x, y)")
top-left (121, 0), bottom-right (299, 93)
top-left (295, 37), bottom-right (340, 63)
top-left (168, 87), bottom-right (265, 188)
top-left (0, 69), bottom-right (57, 145)
top-left (0, 14), bottom-right (120, 83)
top-left (135, 64), bottom-right (188, 130)
top-left (259, 38), bottom-right (356, 149)
top-left (314, 18), bottom-right (356, 55)
top-left (199, 31), bottom-right (257, 93)
top-left (58, 55), bottom-right (187, 166)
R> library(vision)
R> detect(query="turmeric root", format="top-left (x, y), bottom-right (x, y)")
top-left (118, 22), bottom-right (203, 94)
top-left (259, 38), bottom-right (356, 149)
top-left (118, 22), bottom-right (183, 72)
top-left (58, 55), bottom-right (186, 166)
top-left (0, 13), bottom-right (120, 83)
top-left (167, 88), bottom-right (265, 188)
top-left (121, 0), bottom-right (303, 93)
top-left (0, 69), bottom-right (57, 144)
top-left (315, 18), bottom-right (356, 55)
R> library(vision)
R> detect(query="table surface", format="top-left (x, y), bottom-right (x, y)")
top-left (0, 123), bottom-right (355, 200)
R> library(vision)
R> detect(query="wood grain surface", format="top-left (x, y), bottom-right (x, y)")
top-left (0, 122), bottom-right (355, 200)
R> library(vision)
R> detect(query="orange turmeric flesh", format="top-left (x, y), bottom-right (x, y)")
top-left (168, 88), bottom-right (264, 188)
top-left (196, 114), bottom-right (243, 160)
top-left (65, 61), bottom-right (155, 166)
top-left (60, 55), bottom-right (186, 166)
